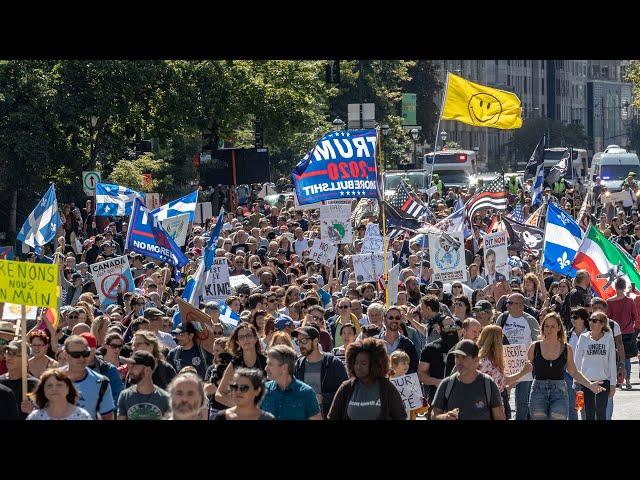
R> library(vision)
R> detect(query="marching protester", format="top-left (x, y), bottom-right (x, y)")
top-left (166, 371), bottom-right (208, 420)
top-left (27, 369), bottom-right (92, 420)
top-left (211, 368), bottom-right (274, 420)
top-left (0, 341), bottom-right (39, 419)
top-left (117, 351), bottom-right (171, 420)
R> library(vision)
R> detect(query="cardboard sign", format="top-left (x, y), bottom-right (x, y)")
top-left (229, 274), bottom-right (257, 291)
top-left (428, 231), bottom-right (467, 282)
top-left (144, 193), bottom-right (162, 210)
top-left (387, 263), bottom-right (400, 305)
top-left (352, 252), bottom-right (393, 283)
top-left (1, 303), bottom-right (38, 320)
top-left (89, 256), bottom-right (135, 307)
top-left (202, 257), bottom-right (231, 302)
top-left (483, 231), bottom-right (509, 285)
top-left (308, 240), bottom-right (338, 267)
top-left (175, 297), bottom-right (215, 341)
top-left (194, 202), bottom-right (213, 225)
top-left (361, 223), bottom-right (383, 253)
top-left (161, 213), bottom-right (190, 247)
top-left (320, 203), bottom-right (353, 244)
top-left (390, 373), bottom-right (423, 413)
top-left (0, 260), bottom-right (58, 308)
top-left (601, 189), bottom-right (632, 205)
top-left (503, 344), bottom-right (530, 383)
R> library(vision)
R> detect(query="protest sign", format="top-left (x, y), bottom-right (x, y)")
top-left (1, 303), bottom-right (38, 320)
top-left (161, 213), bottom-right (190, 247)
top-left (89, 255), bottom-right (135, 307)
top-left (308, 240), bottom-right (338, 267)
top-left (362, 223), bottom-right (383, 253)
top-left (144, 193), bottom-right (162, 210)
top-left (202, 257), bottom-right (231, 302)
top-left (291, 129), bottom-right (379, 204)
top-left (320, 203), bottom-right (353, 244)
top-left (352, 252), bottom-right (393, 283)
top-left (175, 297), bottom-right (215, 341)
top-left (0, 260), bottom-right (58, 309)
top-left (194, 202), bottom-right (213, 225)
top-left (387, 263), bottom-right (400, 305)
top-left (601, 190), bottom-right (631, 205)
top-left (503, 344), bottom-right (530, 383)
top-left (483, 231), bottom-right (509, 284)
top-left (390, 373), bottom-right (423, 413)
top-left (229, 275), bottom-right (257, 291)
top-left (428, 231), bottom-right (467, 282)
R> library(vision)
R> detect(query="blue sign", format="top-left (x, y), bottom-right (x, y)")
top-left (125, 198), bottom-right (189, 267)
top-left (291, 129), bottom-right (379, 205)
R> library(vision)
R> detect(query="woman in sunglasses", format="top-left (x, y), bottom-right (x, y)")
top-left (103, 332), bottom-right (127, 380)
top-left (212, 368), bottom-right (274, 420)
top-left (27, 330), bottom-right (59, 379)
top-left (573, 312), bottom-right (617, 420)
top-left (452, 295), bottom-right (472, 322)
top-left (215, 323), bottom-right (266, 408)
top-left (27, 368), bottom-right (92, 420)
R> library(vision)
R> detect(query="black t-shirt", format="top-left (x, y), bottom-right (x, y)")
top-left (0, 383), bottom-right (19, 420)
top-left (231, 354), bottom-right (267, 375)
top-left (0, 375), bottom-right (39, 420)
top-left (420, 339), bottom-right (447, 402)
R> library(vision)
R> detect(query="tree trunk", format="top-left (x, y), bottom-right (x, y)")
top-left (8, 188), bottom-right (17, 235)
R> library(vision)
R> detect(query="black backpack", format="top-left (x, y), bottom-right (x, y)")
top-left (443, 373), bottom-right (494, 420)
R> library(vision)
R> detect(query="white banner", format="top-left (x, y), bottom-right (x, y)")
top-left (202, 257), bottom-right (231, 302)
top-left (320, 203), bottom-right (353, 244)
top-left (601, 190), bottom-right (632, 205)
top-left (387, 263), bottom-right (400, 305)
top-left (229, 274), bottom-right (257, 291)
top-left (483, 231), bottom-right (509, 284)
top-left (428, 231), bottom-right (467, 282)
top-left (352, 252), bottom-right (393, 283)
top-left (390, 373), bottom-right (423, 414)
top-left (362, 223), bottom-right (383, 253)
top-left (308, 240), bottom-right (338, 267)
top-left (160, 213), bottom-right (190, 247)
top-left (89, 256), bottom-right (135, 306)
top-left (503, 344), bottom-right (531, 383)
top-left (194, 202), bottom-right (213, 225)
top-left (1, 303), bottom-right (38, 320)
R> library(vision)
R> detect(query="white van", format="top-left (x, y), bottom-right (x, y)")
top-left (592, 145), bottom-right (640, 192)
top-left (423, 149), bottom-right (477, 188)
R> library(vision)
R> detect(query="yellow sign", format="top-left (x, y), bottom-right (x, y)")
top-left (0, 260), bottom-right (58, 308)
top-left (441, 73), bottom-right (522, 130)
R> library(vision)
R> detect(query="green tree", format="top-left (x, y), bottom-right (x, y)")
top-left (108, 154), bottom-right (176, 197)
top-left (403, 60), bottom-right (441, 142)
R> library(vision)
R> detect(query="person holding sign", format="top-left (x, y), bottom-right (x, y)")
top-left (0, 341), bottom-right (39, 420)
top-left (527, 312), bottom-right (604, 420)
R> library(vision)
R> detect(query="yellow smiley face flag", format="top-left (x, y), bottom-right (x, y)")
top-left (441, 73), bottom-right (523, 130)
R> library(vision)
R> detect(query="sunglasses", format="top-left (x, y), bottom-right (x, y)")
top-left (338, 305), bottom-right (350, 309)
top-left (506, 301), bottom-right (522, 306)
top-left (229, 383), bottom-right (251, 393)
top-left (237, 333), bottom-right (255, 341)
top-left (276, 294), bottom-right (285, 299)
top-left (66, 350), bottom-right (91, 359)
top-left (108, 343), bottom-right (123, 349)
top-left (213, 330), bottom-right (224, 335)
top-left (387, 315), bottom-right (402, 320)
top-left (68, 315), bottom-right (80, 319)
top-left (296, 337), bottom-right (312, 345)
top-left (267, 299), bottom-right (277, 303)
top-left (589, 318), bottom-right (605, 324)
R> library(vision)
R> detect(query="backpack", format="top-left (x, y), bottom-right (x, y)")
top-left (96, 376), bottom-right (110, 417)
top-left (443, 373), bottom-right (494, 420)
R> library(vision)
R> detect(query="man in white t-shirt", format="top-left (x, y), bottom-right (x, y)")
top-left (293, 227), bottom-right (309, 256)
top-left (495, 293), bottom-right (540, 420)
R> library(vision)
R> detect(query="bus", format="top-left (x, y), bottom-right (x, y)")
top-left (423, 149), bottom-right (477, 188)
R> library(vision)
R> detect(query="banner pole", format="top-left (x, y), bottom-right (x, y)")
top-left (378, 127), bottom-right (389, 305)
top-left (429, 72), bottom-right (450, 190)
top-left (21, 304), bottom-right (27, 400)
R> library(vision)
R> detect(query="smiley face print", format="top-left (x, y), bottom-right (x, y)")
top-left (468, 93), bottom-right (503, 125)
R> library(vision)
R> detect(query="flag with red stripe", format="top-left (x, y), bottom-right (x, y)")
top-left (466, 174), bottom-right (507, 219)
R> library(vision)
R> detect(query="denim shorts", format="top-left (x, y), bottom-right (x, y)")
top-left (529, 379), bottom-right (568, 420)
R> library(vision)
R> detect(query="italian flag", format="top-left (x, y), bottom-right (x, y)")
top-left (573, 225), bottom-right (640, 299)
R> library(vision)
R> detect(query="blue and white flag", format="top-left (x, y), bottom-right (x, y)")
top-left (508, 204), bottom-right (525, 223)
top-left (151, 190), bottom-right (198, 222)
top-left (291, 129), bottom-right (379, 205)
top-left (17, 184), bottom-right (61, 248)
top-left (542, 203), bottom-right (584, 277)
top-left (398, 240), bottom-right (411, 268)
top-left (96, 183), bottom-right (145, 216)
top-left (204, 210), bottom-right (225, 271)
top-left (125, 198), bottom-right (189, 267)
top-left (434, 207), bottom-right (466, 234)
top-left (219, 302), bottom-right (239, 327)
top-left (187, 210), bottom-right (225, 306)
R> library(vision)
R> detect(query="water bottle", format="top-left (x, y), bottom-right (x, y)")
top-left (575, 390), bottom-right (584, 411)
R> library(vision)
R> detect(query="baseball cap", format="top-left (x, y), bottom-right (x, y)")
top-left (291, 326), bottom-right (319, 340)
top-left (172, 323), bottom-right (197, 335)
top-left (277, 248), bottom-right (286, 255)
top-left (144, 263), bottom-right (158, 271)
top-left (124, 350), bottom-right (157, 370)
top-left (275, 318), bottom-right (295, 331)
top-left (451, 339), bottom-right (479, 358)
top-left (79, 332), bottom-right (98, 349)
top-left (143, 307), bottom-right (165, 320)
top-left (77, 262), bottom-right (88, 268)
top-left (426, 283), bottom-right (441, 291)
top-left (71, 273), bottom-right (83, 281)
top-left (472, 300), bottom-right (493, 313)
top-left (4, 340), bottom-right (29, 356)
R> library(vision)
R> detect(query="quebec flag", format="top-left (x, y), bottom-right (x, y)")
top-left (151, 190), bottom-right (198, 222)
top-left (542, 203), bottom-right (584, 277)
top-left (17, 184), bottom-right (61, 248)
top-left (96, 183), bottom-right (145, 216)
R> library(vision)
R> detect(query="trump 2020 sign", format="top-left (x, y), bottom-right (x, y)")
top-left (291, 130), bottom-right (379, 205)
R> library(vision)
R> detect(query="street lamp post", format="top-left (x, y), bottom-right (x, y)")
top-left (90, 115), bottom-right (99, 168)
top-left (381, 123), bottom-right (390, 169)
top-left (332, 117), bottom-right (344, 132)
top-left (440, 130), bottom-right (447, 151)
top-left (410, 128), bottom-right (419, 170)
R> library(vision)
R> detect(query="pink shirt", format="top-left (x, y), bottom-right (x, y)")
top-left (606, 296), bottom-right (637, 334)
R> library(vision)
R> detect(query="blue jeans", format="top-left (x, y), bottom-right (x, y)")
top-left (625, 359), bottom-right (631, 382)
top-left (529, 379), bottom-right (568, 420)
top-left (514, 380), bottom-right (532, 420)
top-left (606, 396), bottom-right (613, 420)
top-left (564, 372), bottom-right (578, 420)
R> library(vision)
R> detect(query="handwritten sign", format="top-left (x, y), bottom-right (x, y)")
top-left (352, 252), bottom-right (393, 283)
top-left (503, 344), bottom-right (529, 383)
top-left (203, 257), bottom-right (231, 302)
top-left (308, 240), bottom-right (338, 267)
top-left (0, 260), bottom-right (58, 308)
top-left (390, 373), bottom-right (423, 414)
top-left (229, 274), bottom-right (257, 291)
top-left (361, 223), bottom-right (383, 253)
top-left (320, 203), bottom-right (353, 244)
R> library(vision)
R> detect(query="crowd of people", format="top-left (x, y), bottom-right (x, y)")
top-left (1, 170), bottom-right (639, 421)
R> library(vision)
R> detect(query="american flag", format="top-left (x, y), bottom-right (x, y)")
top-left (388, 179), bottom-right (425, 220)
top-left (466, 174), bottom-right (507, 220)
top-left (508, 204), bottom-right (525, 223)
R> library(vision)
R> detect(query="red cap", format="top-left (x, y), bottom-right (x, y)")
top-left (80, 332), bottom-right (97, 349)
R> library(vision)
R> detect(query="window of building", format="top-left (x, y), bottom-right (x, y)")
top-left (524, 77), bottom-right (527, 94)
top-left (541, 80), bottom-right (544, 95)
top-left (507, 74), bottom-right (511, 85)
top-left (524, 60), bottom-right (527, 68)
top-left (542, 104), bottom-right (545, 117)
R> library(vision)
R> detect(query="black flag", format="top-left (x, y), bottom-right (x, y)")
top-left (524, 135), bottom-right (545, 181)
top-left (502, 216), bottom-right (545, 259)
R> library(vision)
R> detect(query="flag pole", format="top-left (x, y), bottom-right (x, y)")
top-left (428, 72), bottom-right (450, 189)
top-left (378, 126), bottom-right (389, 305)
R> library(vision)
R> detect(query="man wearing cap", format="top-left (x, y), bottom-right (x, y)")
top-left (167, 323), bottom-right (213, 379)
top-left (0, 321), bottom-right (16, 375)
top-left (432, 339), bottom-right (505, 420)
top-left (144, 307), bottom-right (177, 349)
top-left (0, 340), bottom-right (39, 420)
top-left (62, 272), bottom-right (85, 306)
top-left (83, 332), bottom-right (124, 404)
top-left (444, 318), bottom-right (481, 377)
top-left (117, 351), bottom-right (171, 420)
top-left (292, 326), bottom-right (347, 418)
top-left (472, 300), bottom-right (494, 327)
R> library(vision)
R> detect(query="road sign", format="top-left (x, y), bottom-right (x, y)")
top-left (82, 171), bottom-right (101, 196)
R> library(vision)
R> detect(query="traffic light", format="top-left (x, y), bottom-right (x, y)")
top-left (325, 60), bottom-right (340, 84)
top-left (253, 120), bottom-right (264, 149)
